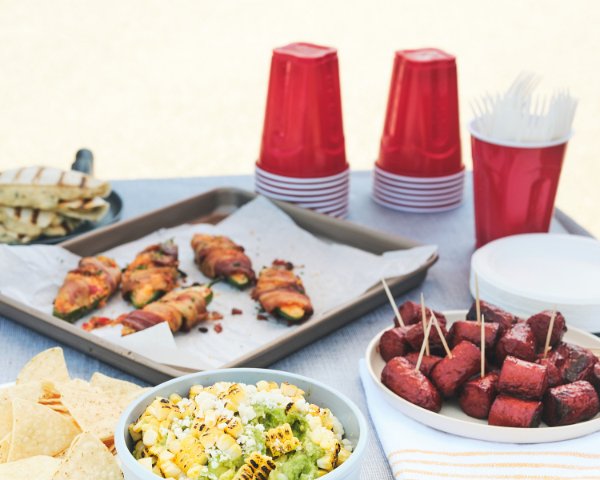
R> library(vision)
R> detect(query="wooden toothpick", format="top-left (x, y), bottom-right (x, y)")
top-left (420, 293), bottom-right (430, 356)
top-left (481, 314), bottom-right (486, 378)
top-left (475, 273), bottom-right (482, 325)
top-left (431, 313), bottom-right (452, 359)
top-left (381, 278), bottom-right (405, 327)
top-left (415, 316), bottom-right (434, 372)
top-left (543, 310), bottom-right (558, 359)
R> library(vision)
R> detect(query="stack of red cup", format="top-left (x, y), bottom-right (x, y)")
top-left (373, 48), bottom-right (465, 213)
top-left (256, 42), bottom-right (350, 218)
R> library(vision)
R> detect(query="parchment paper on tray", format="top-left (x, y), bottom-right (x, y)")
top-left (0, 197), bottom-right (437, 370)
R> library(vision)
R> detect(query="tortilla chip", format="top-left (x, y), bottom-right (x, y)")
top-left (0, 433), bottom-right (10, 463)
top-left (90, 373), bottom-right (148, 410)
top-left (56, 380), bottom-right (120, 442)
top-left (52, 433), bottom-right (122, 480)
top-left (16, 348), bottom-right (70, 385)
top-left (7, 399), bottom-right (80, 462)
top-left (0, 455), bottom-right (60, 479)
top-left (0, 382), bottom-right (49, 439)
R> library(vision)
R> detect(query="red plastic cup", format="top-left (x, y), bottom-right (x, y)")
top-left (258, 42), bottom-right (348, 178)
top-left (377, 48), bottom-right (462, 177)
top-left (470, 122), bottom-right (570, 247)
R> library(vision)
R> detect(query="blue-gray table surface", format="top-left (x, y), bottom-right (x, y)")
top-left (0, 171), bottom-right (588, 479)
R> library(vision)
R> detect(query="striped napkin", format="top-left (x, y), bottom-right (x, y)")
top-left (359, 361), bottom-right (600, 479)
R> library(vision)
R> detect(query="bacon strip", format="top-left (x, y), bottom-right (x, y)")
top-left (121, 241), bottom-right (180, 307)
top-left (53, 256), bottom-right (121, 321)
top-left (119, 286), bottom-right (211, 334)
top-left (191, 234), bottom-right (256, 284)
top-left (252, 261), bottom-right (313, 321)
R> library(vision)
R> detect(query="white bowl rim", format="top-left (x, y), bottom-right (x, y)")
top-left (115, 367), bottom-right (369, 479)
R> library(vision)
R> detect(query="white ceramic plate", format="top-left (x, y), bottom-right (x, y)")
top-left (472, 234), bottom-right (600, 305)
top-left (365, 310), bottom-right (600, 443)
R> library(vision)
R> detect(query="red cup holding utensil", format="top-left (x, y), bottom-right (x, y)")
top-left (377, 48), bottom-right (462, 178)
top-left (470, 122), bottom-right (570, 247)
top-left (258, 42), bottom-right (348, 178)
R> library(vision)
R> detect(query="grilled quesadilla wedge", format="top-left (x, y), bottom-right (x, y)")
top-left (252, 260), bottom-right (313, 322)
top-left (116, 285), bottom-right (213, 335)
top-left (121, 240), bottom-right (180, 308)
top-left (0, 207), bottom-right (81, 238)
top-left (0, 224), bottom-right (32, 244)
top-left (0, 166), bottom-right (110, 209)
top-left (191, 233), bottom-right (256, 289)
top-left (53, 256), bottom-right (121, 322)
top-left (55, 196), bottom-right (110, 221)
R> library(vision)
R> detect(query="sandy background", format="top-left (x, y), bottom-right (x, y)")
top-left (0, 0), bottom-right (598, 235)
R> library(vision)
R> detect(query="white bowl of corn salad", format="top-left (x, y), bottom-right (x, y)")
top-left (115, 368), bottom-right (367, 480)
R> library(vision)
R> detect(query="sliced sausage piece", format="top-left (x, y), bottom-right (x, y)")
top-left (554, 343), bottom-right (598, 383)
top-left (543, 381), bottom-right (600, 426)
top-left (449, 320), bottom-right (500, 351)
top-left (497, 356), bottom-right (548, 400)
top-left (458, 372), bottom-right (498, 419)
top-left (430, 341), bottom-right (481, 398)
top-left (591, 363), bottom-right (600, 395)
top-left (537, 355), bottom-right (564, 388)
top-left (495, 322), bottom-right (537, 363)
top-left (466, 300), bottom-right (517, 335)
top-left (526, 310), bottom-right (567, 351)
top-left (381, 356), bottom-right (442, 412)
top-left (488, 395), bottom-right (543, 427)
top-left (405, 319), bottom-right (449, 354)
top-left (404, 352), bottom-right (443, 376)
top-left (394, 301), bottom-right (446, 327)
top-left (395, 301), bottom-right (420, 326)
top-left (379, 327), bottom-right (410, 362)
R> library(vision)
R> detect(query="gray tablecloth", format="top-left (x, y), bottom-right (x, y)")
top-left (0, 171), bottom-right (584, 479)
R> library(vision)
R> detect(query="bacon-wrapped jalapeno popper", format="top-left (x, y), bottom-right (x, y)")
top-left (118, 285), bottom-right (213, 334)
top-left (190, 234), bottom-right (256, 289)
top-left (121, 240), bottom-right (180, 308)
top-left (252, 260), bottom-right (313, 322)
top-left (53, 256), bottom-right (121, 322)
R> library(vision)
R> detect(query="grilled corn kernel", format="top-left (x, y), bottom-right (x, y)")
top-left (217, 433), bottom-right (242, 460)
top-left (189, 384), bottom-right (204, 397)
top-left (232, 452), bottom-right (276, 480)
top-left (137, 457), bottom-right (153, 471)
top-left (158, 459), bottom-right (181, 478)
top-left (256, 380), bottom-right (278, 392)
top-left (224, 417), bottom-right (243, 438)
top-left (316, 440), bottom-right (341, 471)
top-left (337, 447), bottom-right (352, 466)
top-left (265, 423), bottom-right (300, 457)
top-left (280, 382), bottom-right (304, 398)
top-left (142, 429), bottom-right (158, 447)
top-left (199, 429), bottom-right (217, 449)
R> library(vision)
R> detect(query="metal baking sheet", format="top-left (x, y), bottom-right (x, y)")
top-left (0, 187), bottom-right (438, 384)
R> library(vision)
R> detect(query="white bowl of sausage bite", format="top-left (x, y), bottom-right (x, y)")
top-left (366, 300), bottom-right (600, 443)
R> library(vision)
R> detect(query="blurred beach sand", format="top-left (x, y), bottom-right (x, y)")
top-left (0, 0), bottom-right (598, 235)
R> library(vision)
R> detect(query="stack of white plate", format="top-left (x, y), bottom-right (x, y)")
top-left (470, 233), bottom-right (600, 332)
top-left (372, 165), bottom-right (465, 213)
top-left (255, 166), bottom-right (350, 218)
